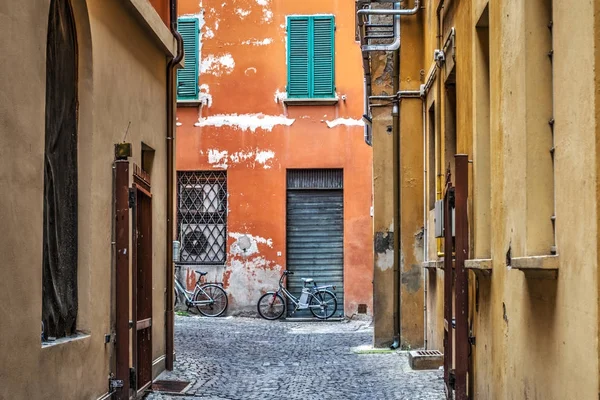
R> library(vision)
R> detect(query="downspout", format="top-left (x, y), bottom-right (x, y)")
top-left (166, 0), bottom-right (184, 372)
top-left (422, 96), bottom-right (428, 349)
top-left (390, 49), bottom-right (401, 350)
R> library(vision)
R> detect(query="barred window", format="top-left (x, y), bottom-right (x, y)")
top-left (177, 171), bottom-right (227, 264)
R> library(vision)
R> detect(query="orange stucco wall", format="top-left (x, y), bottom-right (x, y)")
top-left (176, 0), bottom-right (373, 316)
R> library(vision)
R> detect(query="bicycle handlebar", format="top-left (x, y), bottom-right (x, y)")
top-left (284, 271), bottom-right (294, 275)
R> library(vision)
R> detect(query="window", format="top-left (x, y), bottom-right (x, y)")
top-left (177, 18), bottom-right (199, 100)
top-left (287, 15), bottom-right (335, 99)
top-left (43, 0), bottom-right (78, 340)
top-left (177, 171), bottom-right (227, 264)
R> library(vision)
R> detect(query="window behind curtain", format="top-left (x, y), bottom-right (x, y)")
top-left (177, 18), bottom-right (199, 100)
top-left (42, 0), bottom-right (79, 339)
top-left (287, 15), bottom-right (335, 99)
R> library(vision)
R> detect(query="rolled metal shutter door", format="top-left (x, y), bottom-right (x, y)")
top-left (286, 170), bottom-right (343, 318)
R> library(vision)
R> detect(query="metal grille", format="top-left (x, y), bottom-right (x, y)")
top-left (287, 169), bottom-right (343, 190)
top-left (177, 171), bottom-right (227, 264)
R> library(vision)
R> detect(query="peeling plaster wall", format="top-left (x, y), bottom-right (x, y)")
top-left (177, 0), bottom-right (373, 316)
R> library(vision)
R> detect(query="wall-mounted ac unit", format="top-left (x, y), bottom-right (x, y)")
top-left (180, 224), bottom-right (226, 262)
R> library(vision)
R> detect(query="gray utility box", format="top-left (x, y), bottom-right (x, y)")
top-left (434, 199), bottom-right (455, 238)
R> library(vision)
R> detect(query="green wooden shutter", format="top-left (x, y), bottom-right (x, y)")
top-left (312, 16), bottom-right (335, 98)
top-left (177, 18), bottom-right (199, 100)
top-left (287, 17), bottom-right (310, 98)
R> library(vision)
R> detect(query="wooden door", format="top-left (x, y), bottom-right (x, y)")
top-left (131, 169), bottom-right (153, 397)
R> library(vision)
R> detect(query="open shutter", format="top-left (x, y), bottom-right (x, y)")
top-left (287, 17), bottom-right (310, 98)
top-left (312, 16), bottom-right (335, 98)
top-left (177, 18), bottom-right (199, 100)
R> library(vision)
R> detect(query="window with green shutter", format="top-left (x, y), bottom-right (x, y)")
top-left (177, 18), bottom-right (199, 100)
top-left (287, 15), bottom-right (335, 99)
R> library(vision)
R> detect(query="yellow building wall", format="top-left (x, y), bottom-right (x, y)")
top-left (0, 0), bottom-right (172, 398)
top-left (392, 0), bottom-right (599, 398)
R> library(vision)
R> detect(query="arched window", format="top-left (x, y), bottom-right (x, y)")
top-left (42, 0), bottom-right (78, 340)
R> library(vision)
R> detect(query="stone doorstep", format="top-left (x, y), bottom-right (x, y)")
top-left (408, 350), bottom-right (444, 370)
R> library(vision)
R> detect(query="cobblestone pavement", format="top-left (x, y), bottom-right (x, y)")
top-left (146, 315), bottom-right (445, 400)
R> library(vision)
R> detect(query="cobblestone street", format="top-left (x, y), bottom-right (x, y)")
top-left (146, 315), bottom-right (444, 400)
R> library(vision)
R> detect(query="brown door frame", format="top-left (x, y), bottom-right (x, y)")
top-left (442, 156), bottom-right (470, 400)
top-left (131, 167), bottom-right (154, 397)
top-left (443, 170), bottom-right (454, 397)
top-left (454, 154), bottom-right (469, 400)
top-left (115, 158), bottom-right (130, 400)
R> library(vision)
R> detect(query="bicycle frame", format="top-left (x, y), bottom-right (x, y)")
top-left (274, 273), bottom-right (336, 311)
top-left (174, 271), bottom-right (216, 306)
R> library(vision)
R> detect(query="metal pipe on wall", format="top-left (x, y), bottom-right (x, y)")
top-left (390, 50), bottom-right (401, 348)
top-left (422, 98), bottom-right (428, 349)
top-left (166, 0), bottom-right (184, 372)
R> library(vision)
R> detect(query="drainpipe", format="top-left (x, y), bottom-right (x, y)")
top-left (390, 49), bottom-right (401, 350)
top-left (166, 0), bottom-right (184, 372)
top-left (422, 97), bottom-right (427, 349)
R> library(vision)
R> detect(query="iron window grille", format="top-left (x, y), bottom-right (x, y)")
top-left (177, 171), bottom-right (227, 264)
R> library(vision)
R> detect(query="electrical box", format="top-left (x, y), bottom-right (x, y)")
top-left (434, 200), bottom-right (444, 238)
top-left (434, 200), bottom-right (455, 238)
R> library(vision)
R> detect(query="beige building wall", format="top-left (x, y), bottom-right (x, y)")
top-left (0, 0), bottom-right (176, 398)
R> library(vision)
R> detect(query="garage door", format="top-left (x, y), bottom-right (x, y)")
top-left (286, 169), bottom-right (343, 318)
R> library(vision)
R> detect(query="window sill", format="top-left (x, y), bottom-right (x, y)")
top-left (421, 259), bottom-right (454, 270)
top-left (177, 99), bottom-right (203, 107)
top-left (283, 97), bottom-right (339, 106)
top-left (510, 255), bottom-right (559, 280)
top-left (465, 258), bottom-right (492, 278)
top-left (42, 332), bottom-right (90, 349)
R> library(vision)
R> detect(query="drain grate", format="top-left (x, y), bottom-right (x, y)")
top-left (416, 350), bottom-right (443, 357)
top-left (152, 380), bottom-right (190, 393)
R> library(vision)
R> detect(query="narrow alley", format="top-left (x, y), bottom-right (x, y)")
top-left (146, 316), bottom-right (445, 400)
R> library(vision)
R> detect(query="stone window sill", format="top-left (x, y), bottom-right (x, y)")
top-left (421, 259), bottom-right (454, 270)
top-left (283, 97), bottom-right (339, 106)
top-left (465, 258), bottom-right (492, 278)
top-left (42, 332), bottom-right (91, 349)
top-left (510, 255), bottom-right (559, 279)
top-left (177, 99), bottom-right (203, 107)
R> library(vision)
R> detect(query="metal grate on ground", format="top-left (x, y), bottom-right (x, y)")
top-left (152, 380), bottom-right (191, 393)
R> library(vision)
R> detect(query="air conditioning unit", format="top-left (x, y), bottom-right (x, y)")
top-left (180, 224), bottom-right (226, 263)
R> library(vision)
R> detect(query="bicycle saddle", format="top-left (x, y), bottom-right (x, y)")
top-left (195, 270), bottom-right (208, 276)
top-left (301, 278), bottom-right (314, 284)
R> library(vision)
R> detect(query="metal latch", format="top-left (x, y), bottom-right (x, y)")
top-left (110, 379), bottom-right (124, 390)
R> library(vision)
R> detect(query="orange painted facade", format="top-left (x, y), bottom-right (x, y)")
top-left (176, 0), bottom-right (373, 316)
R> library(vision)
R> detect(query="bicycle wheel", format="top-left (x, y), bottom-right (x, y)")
top-left (194, 284), bottom-right (228, 317)
top-left (257, 292), bottom-right (286, 320)
top-left (309, 290), bottom-right (337, 320)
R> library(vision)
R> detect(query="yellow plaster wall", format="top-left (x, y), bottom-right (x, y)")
top-left (413, 0), bottom-right (599, 398)
top-left (0, 0), bottom-right (170, 398)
